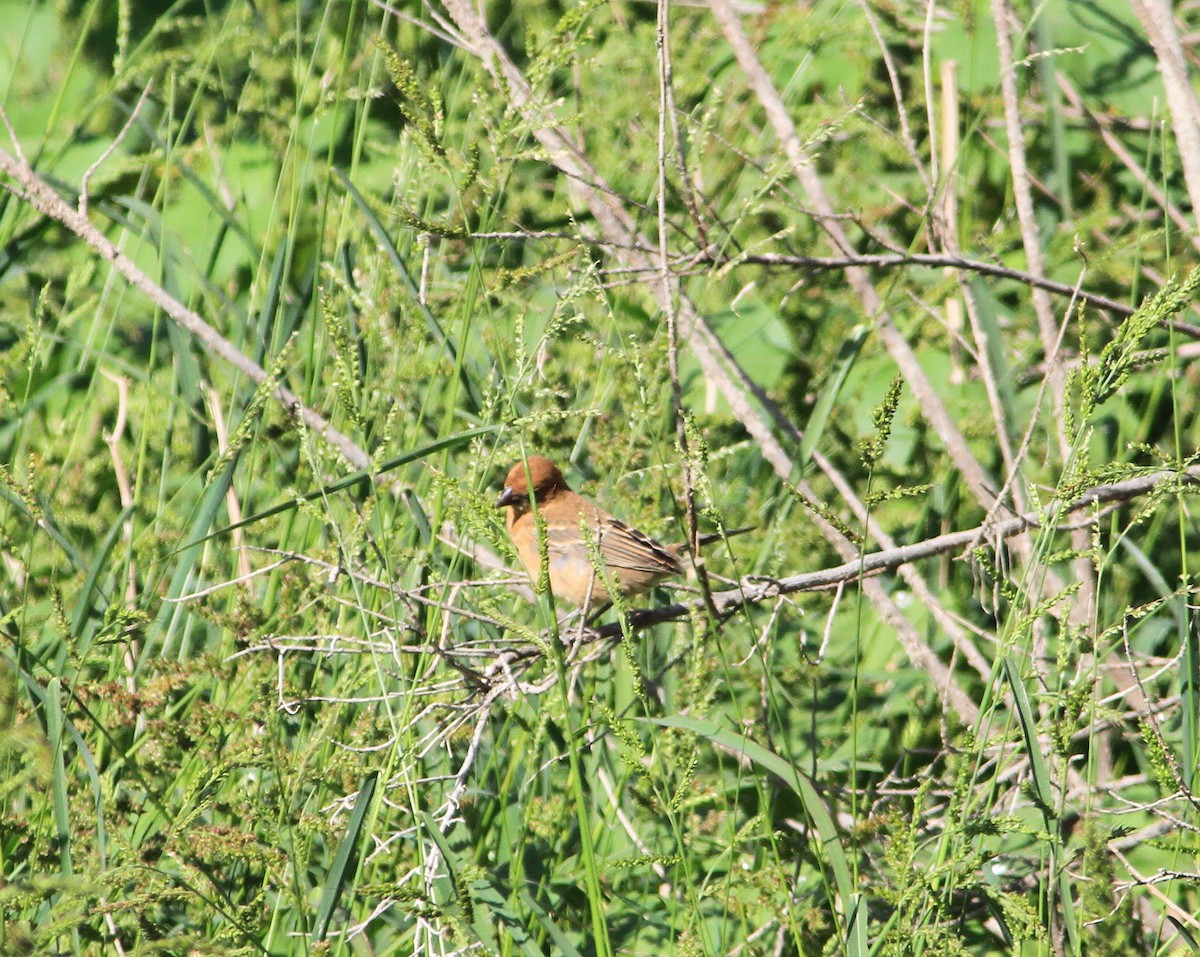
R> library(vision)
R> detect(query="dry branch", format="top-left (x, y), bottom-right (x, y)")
top-left (588, 465), bottom-right (1200, 639)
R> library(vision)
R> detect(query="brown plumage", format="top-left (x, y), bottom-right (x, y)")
top-left (495, 456), bottom-right (690, 608)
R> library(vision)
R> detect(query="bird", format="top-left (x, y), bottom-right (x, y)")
top-left (495, 455), bottom-right (738, 609)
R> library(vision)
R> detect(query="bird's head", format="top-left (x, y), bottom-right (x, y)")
top-left (495, 456), bottom-right (568, 512)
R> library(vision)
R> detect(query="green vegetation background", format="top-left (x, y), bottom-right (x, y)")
top-left (2, 0), bottom-right (1199, 954)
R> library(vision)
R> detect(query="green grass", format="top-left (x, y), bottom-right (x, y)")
top-left (2, 0), bottom-right (1200, 954)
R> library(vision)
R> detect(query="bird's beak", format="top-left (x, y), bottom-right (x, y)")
top-left (495, 487), bottom-right (516, 508)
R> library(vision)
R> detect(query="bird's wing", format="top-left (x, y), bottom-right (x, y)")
top-left (596, 519), bottom-right (684, 576)
top-left (542, 518), bottom-right (681, 575)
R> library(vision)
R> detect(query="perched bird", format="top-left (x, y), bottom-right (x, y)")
top-left (495, 456), bottom-right (733, 609)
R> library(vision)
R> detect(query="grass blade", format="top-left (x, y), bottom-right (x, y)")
top-left (312, 770), bottom-right (378, 942)
top-left (1002, 654), bottom-right (1055, 819)
top-left (651, 715), bottom-right (856, 917)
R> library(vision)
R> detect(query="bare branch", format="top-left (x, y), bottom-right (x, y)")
top-left (589, 466), bottom-right (1200, 639)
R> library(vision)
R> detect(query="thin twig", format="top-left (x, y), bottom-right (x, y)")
top-left (79, 83), bottom-right (152, 219)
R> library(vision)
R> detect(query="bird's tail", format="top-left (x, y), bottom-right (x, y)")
top-left (686, 526), bottom-right (755, 550)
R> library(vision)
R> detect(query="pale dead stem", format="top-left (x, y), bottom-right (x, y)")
top-left (858, 0), bottom-right (930, 194)
top-left (989, 15), bottom-right (1098, 779)
top-left (99, 375), bottom-right (134, 562)
top-left (79, 82), bottom-right (152, 220)
top-left (99, 369), bottom-right (140, 695)
top-left (990, 0), bottom-right (1066, 377)
top-left (656, 0), bottom-right (708, 602)
top-left (987, 11), bottom-right (1194, 888)
top-left (1130, 0), bottom-right (1200, 219)
top-left (923, 2), bottom-right (1021, 503)
top-left (1110, 848), bottom-right (1200, 937)
top-left (204, 386), bottom-right (254, 582)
